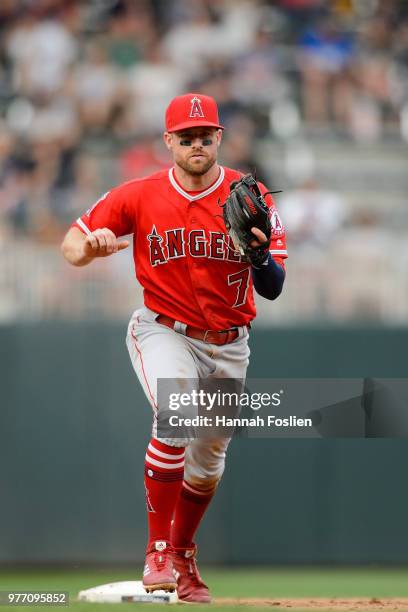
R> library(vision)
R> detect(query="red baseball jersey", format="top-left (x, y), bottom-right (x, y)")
top-left (73, 166), bottom-right (287, 330)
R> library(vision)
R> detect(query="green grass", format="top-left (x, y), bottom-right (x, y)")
top-left (1, 567), bottom-right (408, 611)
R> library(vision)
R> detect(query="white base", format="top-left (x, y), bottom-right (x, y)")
top-left (78, 581), bottom-right (178, 604)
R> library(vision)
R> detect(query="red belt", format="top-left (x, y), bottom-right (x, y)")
top-left (156, 315), bottom-right (241, 345)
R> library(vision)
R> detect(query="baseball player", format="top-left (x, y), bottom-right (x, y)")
top-left (61, 93), bottom-right (287, 603)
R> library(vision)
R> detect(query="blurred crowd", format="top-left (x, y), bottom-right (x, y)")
top-left (1, 0), bottom-right (408, 322)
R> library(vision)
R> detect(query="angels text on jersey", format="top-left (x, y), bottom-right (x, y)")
top-left (147, 225), bottom-right (244, 267)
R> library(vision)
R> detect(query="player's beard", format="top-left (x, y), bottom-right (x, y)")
top-left (176, 153), bottom-right (216, 177)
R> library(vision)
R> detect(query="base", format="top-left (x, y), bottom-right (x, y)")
top-left (78, 581), bottom-right (178, 604)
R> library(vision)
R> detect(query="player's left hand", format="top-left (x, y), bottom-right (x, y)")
top-left (250, 227), bottom-right (268, 248)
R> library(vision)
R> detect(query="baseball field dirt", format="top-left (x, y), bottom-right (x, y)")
top-left (214, 597), bottom-right (408, 610)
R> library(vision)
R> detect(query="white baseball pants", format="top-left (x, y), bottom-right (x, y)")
top-left (126, 306), bottom-right (250, 490)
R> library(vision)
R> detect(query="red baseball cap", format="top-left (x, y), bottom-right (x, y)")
top-left (165, 93), bottom-right (224, 133)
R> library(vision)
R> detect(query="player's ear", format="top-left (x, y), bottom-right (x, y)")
top-left (216, 129), bottom-right (222, 147)
top-left (163, 131), bottom-right (172, 151)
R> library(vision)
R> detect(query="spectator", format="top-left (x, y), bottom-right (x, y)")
top-left (298, 12), bottom-right (355, 126)
top-left (278, 178), bottom-right (348, 248)
top-left (120, 134), bottom-right (171, 182)
top-left (350, 14), bottom-right (395, 141)
top-left (230, 26), bottom-right (290, 111)
top-left (6, 12), bottom-right (77, 96)
top-left (126, 42), bottom-right (187, 134)
top-left (105, 3), bottom-right (155, 68)
top-left (70, 40), bottom-right (124, 135)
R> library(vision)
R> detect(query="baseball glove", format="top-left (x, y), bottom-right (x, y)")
top-left (222, 174), bottom-right (273, 267)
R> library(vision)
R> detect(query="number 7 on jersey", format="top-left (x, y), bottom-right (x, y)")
top-left (228, 268), bottom-right (251, 308)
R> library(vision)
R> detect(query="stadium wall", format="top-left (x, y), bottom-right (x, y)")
top-left (1, 323), bottom-right (407, 565)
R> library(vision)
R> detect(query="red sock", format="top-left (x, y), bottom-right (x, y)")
top-left (144, 438), bottom-right (185, 546)
top-left (171, 481), bottom-right (215, 549)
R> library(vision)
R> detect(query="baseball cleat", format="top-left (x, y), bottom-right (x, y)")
top-left (142, 541), bottom-right (177, 593)
top-left (173, 544), bottom-right (211, 604)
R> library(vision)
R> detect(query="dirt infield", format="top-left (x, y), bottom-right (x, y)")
top-left (214, 598), bottom-right (408, 610)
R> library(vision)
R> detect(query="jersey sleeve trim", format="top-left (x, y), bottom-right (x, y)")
top-left (76, 217), bottom-right (92, 235)
top-left (270, 249), bottom-right (288, 256)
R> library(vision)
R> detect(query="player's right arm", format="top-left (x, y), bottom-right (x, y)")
top-left (61, 227), bottom-right (129, 267)
top-left (61, 185), bottom-right (133, 267)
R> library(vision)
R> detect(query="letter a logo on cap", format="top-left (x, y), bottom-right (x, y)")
top-left (190, 96), bottom-right (204, 118)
